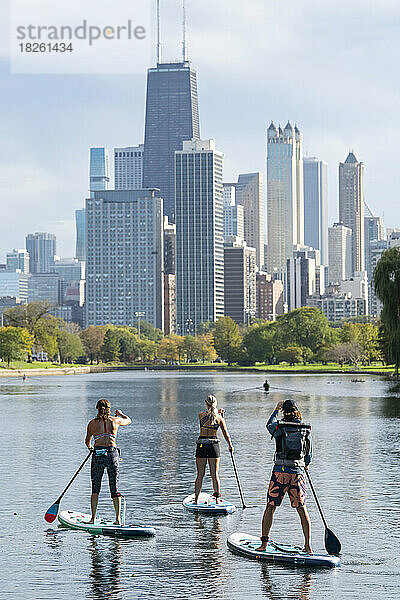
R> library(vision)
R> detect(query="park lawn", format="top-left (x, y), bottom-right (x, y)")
top-left (0, 361), bottom-right (75, 370)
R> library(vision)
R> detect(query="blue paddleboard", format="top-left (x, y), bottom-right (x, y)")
top-left (183, 493), bottom-right (236, 515)
top-left (227, 532), bottom-right (341, 568)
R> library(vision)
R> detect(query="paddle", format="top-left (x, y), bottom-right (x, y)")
top-left (305, 469), bottom-right (341, 555)
top-left (229, 448), bottom-right (247, 509)
top-left (44, 450), bottom-right (92, 523)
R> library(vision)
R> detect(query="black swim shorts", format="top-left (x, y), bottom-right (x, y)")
top-left (91, 447), bottom-right (120, 498)
top-left (195, 437), bottom-right (221, 459)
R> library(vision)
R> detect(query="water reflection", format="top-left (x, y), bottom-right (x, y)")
top-left (260, 565), bottom-right (313, 600)
top-left (88, 537), bottom-right (123, 600)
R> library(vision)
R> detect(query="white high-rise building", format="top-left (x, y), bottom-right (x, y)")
top-left (236, 172), bottom-right (264, 270)
top-left (339, 151), bottom-right (365, 274)
top-left (175, 139), bottom-right (224, 333)
top-left (328, 223), bottom-right (352, 284)
top-left (223, 183), bottom-right (244, 240)
top-left (340, 271), bottom-right (369, 315)
top-left (267, 121), bottom-right (304, 275)
top-left (303, 157), bottom-right (328, 266)
top-left (6, 249), bottom-right (30, 274)
top-left (114, 144), bottom-right (144, 190)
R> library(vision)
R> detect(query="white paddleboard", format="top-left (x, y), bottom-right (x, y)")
top-left (58, 510), bottom-right (156, 538)
top-left (183, 493), bottom-right (236, 515)
top-left (227, 532), bottom-right (341, 568)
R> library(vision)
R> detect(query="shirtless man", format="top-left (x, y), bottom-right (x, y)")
top-left (85, 398), bottom-right (131, 525)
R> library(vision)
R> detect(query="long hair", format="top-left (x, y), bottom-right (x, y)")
top-left (96, 398), bottom-right (111, 422)
top-left (283, 407), bottom-right (302, 422)
top-left (205, 394), bottom-right (218, 425)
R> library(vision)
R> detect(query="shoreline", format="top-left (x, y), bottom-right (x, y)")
top-left (0, 364), bottom-right (393, 378)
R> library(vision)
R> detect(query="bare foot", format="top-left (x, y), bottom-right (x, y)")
top-left (254, 545), bottom-right (267, 552)
top-left (303, 546), bottom-right (313, 554)
top-left (114, 520), bottom-right (121, 525)
top-left (84, 519), bottom-right (95, 524)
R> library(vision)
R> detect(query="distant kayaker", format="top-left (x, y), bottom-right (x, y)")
top-left (85, 399), bottom-right (131, 525)
top-left (195, 395), bottom-right (233, 504)
top-left (22, 374), bottom-right (27, 382)
top-left (255, 399), bottom-right (313, 553)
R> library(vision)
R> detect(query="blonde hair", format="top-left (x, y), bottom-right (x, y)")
top-left (96, 398), bottom-right (111, 422)
top-left (205, 394), bottom-right (218, 425)
top-left (283, 407), bottom-right (302, 422)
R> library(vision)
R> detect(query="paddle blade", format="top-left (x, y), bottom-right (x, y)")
top-left (325, 527), bottom-right (341, 556)
top-left (44, 501), bottom-right (60, 523)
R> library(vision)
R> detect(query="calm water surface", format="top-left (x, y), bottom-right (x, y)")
top-left (1, 371), bottom-right (399, 599)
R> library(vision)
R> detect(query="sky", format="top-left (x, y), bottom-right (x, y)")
top-left (0, 0), bottom-right (399, 260)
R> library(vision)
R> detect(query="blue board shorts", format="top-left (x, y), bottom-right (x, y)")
top-left (91, 447), bottom-right (120, 498)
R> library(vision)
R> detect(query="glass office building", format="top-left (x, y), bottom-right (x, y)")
top-left (85, 190), bottom-right (164, 329)
top-left (89, 147), bottom-right (110, 195)
top-left (175, 140), bottom-right (224, 333)
top-left (114, 145), bottom-right (144, 190)
top-left (75, 209), bottom-right (86, 261)
top-left (143, 61), bottom-right (200, 221)
top-left (303, 157), bottom-right (328, 266)
top-left (25, 232), bottom-right (56, 273)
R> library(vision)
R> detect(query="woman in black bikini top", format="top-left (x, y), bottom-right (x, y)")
top-left (194, 394), bottom-right (233, 504)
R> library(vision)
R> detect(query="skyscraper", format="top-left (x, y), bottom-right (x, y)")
top-left (328, 223), bottom-right (352, 284)
top-left (25, 232), bottom-right (56, 273)
top-left (89, 147), bottom-right (110, 195)
top-left (236, 172), bottom-right (264, 269)
top-left (143, 61), bottom-right (200, 221)
top-left (339, 151), bottom-right (365, 274)
top-left (75, 209), bottom-right (86, 261)
top-left (6, 249), bottom-right (30, 274)
top-left (303, 157), bottom-right (328, 265)
top-left (364, 201), bottom-right (384, 280)
top-left (223, 183), bottom-right (244, 240)
top-left (266, 122), bottom-right (304, 275)
top-left (85, 190), bottom-right (164, 329)
top-left (175, 139), bottom-right (224, 332)
top-left (114, 145), bottom-right (144, 190)
top-left (224, 237), bottom-right (256, 325)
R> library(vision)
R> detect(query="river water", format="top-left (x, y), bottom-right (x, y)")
top-left (1, 371), bottom-right (399, 599)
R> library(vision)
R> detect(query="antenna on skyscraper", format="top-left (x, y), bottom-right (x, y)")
top-left (156, 0), bottom-right (162, 64)
top-left (182, 0), bottom-right (188, 62)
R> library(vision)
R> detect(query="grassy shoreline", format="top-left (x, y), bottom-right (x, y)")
top-left (0, 360), bottom-right (395, 378)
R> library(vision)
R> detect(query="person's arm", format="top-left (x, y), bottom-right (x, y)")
top-left (85, 421), bottom-right (93, 450)
top-left (266, 401), bottom-right (283, 437)
top-left (114, 409), bottom-right (131, 425)
top-left (305, 431), bottom-right (312, 468)
top-left (219, 417), bottom-right (233, 452)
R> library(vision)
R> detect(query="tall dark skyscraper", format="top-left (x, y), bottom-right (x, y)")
top-left (143, 60), bottom-right (200, 221)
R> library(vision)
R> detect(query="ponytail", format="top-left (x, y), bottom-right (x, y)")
top-left (205, 394), bottom-right (218, 425)
top-left (96, 398), bottom-right (111, 422)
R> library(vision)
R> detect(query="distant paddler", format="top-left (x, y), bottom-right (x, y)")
top-left (85, 399), bottom-right (131, 525)
top-left (255, 399), bottom-right (313, 553)
top-left (194, 395), bottom-right (233, 504)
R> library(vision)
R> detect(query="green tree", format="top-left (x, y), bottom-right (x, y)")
top-left (196, 321), bottom-right (215, 335)
top-left (340, 322), bottom-right (380, 364)
top-left (242, 322), bottom-right (277, 365)
top-left (277, 346), bottom-right (303, 366)
top-left (157, 337), bottom-right (179, 363)
top-left (276, 307), bottom-right (330, 353)
top-left (197, 333), bottom-right (217, 363)
top-left (0, 327), bottom-right (34, 367)
top-left (134, 320), bottom-right (163, 342)
top-left (56, 330), bottom-right (84, 363)
top-left (3, 301), bottom-right (59, 358)
top-left (102, 328), bottom-right (120, 362)
top-left (213, 317), bottom-right (242, 365)
top-left (79, 326), bottom-right (107, 363)
top-left (117, 328), bottom-right (139, 362)
top-left (374, 246), bottom-right (400, 376)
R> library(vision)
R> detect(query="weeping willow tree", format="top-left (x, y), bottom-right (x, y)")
top-left (374, 247), bottom-right (400, 377)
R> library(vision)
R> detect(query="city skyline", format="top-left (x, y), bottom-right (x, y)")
top-left (0, 0), bottom-right (398, 260)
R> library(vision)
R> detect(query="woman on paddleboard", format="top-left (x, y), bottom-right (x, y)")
top-left (194, 395), bottom-right (233, 504)
top-left (85, 398), bottom-right (131, 525)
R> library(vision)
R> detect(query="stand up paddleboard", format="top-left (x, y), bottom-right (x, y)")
top-left (183, 493), bottom-right (236, 515)
top-left (227, 533), bottom-right (341, 568)
top-left (58, 510), bottom-right (156, 538)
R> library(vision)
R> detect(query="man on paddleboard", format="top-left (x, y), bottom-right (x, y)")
top-left (255, 399), bottom-right (313, 553)
top-left (85, 399), bottom-right (131, 525)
